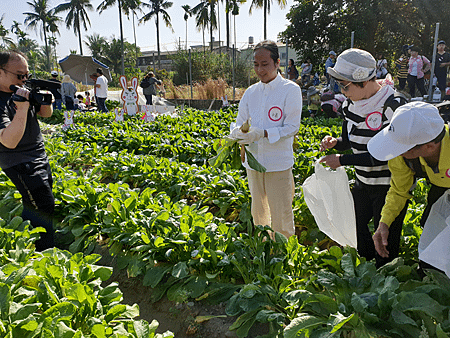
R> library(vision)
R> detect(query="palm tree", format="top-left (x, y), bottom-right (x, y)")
top-left (24, 0), bottom-right (54, 70)
top-left (182, 5), bottom-right (191, 50)
top-left (0, 15), bottom-right (14, 49)
top-left (53, 0), bottom-right (93, 55)
top-left (140, 0), bottom-right (173, 70)
top-left (249, 0), bottom-right (286, 40)
top-left (98, 0), bottom-right (140, 75)
top-left (121, 0), bottom-right (142, 68)
top-left (222, 0), bottom-right (244, 51)
top-left (192, 0), bottom-right (218, 52)
top-left (192, 1), bottom-right (209, 53)
top-left (46, 15), bottom-right (62, 68)
top-left (85, 33), bottom-right (108, 62)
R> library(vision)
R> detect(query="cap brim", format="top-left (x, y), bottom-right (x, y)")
top-left (367, 127), bottom-right (414, 161)
top-left (327, 67), bottom-right (376, 83)
top-left (327, 67), bottom-right (352, 82)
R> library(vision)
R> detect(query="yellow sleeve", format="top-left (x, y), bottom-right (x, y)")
top-left (380, 156), bottom-right (415, 226)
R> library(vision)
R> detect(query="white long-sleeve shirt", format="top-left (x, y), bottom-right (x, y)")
top-left (235, 74), bottom-right (302, 172)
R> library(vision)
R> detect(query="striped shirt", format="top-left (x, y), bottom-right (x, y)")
top-left (338, 84), bottom-right (403, 186)
top-left (395, 54), bottom-right (409, 79)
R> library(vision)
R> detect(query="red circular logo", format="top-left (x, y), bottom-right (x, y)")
top-left (366, 112), bottom-right (383, 131)
top-left (268, 106), bottom-right (283, 121)
top-left (446, 169), bottom-right (450, 178)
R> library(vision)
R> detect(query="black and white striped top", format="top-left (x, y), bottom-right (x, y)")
top-left (335, 85), bottom-right (407, 186)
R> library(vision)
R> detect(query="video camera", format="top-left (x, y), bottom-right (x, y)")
top-left (10, 79), bottom-right (61, 106)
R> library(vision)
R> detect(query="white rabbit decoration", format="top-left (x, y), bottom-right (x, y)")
top-left (114, 108), bottom-right (124, 122)
top-left (141, 105), bottom-right (155, 122)
top-left (62, 110), bottom-right (74, 131)
top-left (119, 75), bottom-right (139, 116)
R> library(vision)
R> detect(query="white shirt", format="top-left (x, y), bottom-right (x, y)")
top-left (235, 74), bottom-right (302, 172)
top-left (96, 75), bottom-right (108, 98)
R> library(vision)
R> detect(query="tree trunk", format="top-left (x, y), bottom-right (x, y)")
top-left (226, 6), bottom-right (230, 51)
top-left (43, 26), bottom-right (50, 71)
top-left (77, 23), bottom-right (83, 55)
top-left (263, 0), bottom-right (267, 40)
top-left (118, 0), bottom-right (125, 75)
top-left (156, 14), bottom-right (161, 69)
top-left (133, 12), bottom-right (138, 68)
top-left (210, 6), bottom-right (213, 52)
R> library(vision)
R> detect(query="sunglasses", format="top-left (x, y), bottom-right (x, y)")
top-left (1, 68), bottom-right (32, 80)
top-left (336, 81), bottom-right (352, 91)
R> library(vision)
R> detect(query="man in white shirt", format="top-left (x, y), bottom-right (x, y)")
top-left (230, 40), bottom-right (302, 238)
top-left (95, 68), bottom-right (108, 112)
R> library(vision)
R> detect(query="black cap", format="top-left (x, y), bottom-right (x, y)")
top-left (96, 68), bottom-right (103, 75)
top-left (438, 40), bottom-right (446, 45)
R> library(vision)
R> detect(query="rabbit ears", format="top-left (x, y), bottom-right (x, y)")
top-left (120, 75), bottom-right (139, 90)
top-left (130, 77), bottom-right (138, 90)
top-left (119, 75), bottom-right (127, 89)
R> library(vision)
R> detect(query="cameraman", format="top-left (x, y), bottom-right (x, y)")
top-left (0, 50), bottom-right (55, 251)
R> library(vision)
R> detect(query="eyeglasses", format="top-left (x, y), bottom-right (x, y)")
top-left (336, 81), bottom-right (352, 91)
top-left (1, 68), bottom-right (31, 80)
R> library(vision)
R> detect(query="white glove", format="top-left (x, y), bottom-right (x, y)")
top-left (237, 126), bottom-right (265, 145)
top-left (229, 126), bottom-right (246, 140)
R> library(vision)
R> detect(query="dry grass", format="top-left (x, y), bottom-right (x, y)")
top-left (165, 78), bottom-right (245, 100)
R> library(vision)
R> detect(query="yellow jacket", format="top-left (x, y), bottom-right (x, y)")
top-left (381, 125), bottom-right (450, 226)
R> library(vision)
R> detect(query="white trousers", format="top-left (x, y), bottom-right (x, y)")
top-left (246, 167), bottom-right (295, 238)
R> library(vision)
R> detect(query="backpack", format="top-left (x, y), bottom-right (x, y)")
top-left (140, 79), bottom-right (150, 88)
top-left (320, 91), bottom-right (335, 102)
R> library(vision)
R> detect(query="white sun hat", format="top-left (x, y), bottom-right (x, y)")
top-left (367, 101), bottom-right (445, 161)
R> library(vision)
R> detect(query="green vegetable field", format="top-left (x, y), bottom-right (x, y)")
top-left (0, 106), bottom-right (448, 338)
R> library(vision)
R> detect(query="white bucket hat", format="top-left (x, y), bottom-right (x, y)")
top-left (367, 101), bottom-right (445, 161)
top-left (327, 48), bottom-right (377, 83)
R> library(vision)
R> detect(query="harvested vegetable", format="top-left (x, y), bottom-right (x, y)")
top-left (209, 136), bottom-right (266, 172)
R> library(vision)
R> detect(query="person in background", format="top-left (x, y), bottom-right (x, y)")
top-left (376, 53), bottom-right (388, 79)
top-left (229, 40), bottom-right (302, 239)
top-left (306, 86), bottom-right (320, 117)
top-left (287, 59), bottom-right (299, 81)
top-left (319, 48), bottom-right (408, 268)
top-left (0, 50), bottom-right (55, 251)
top-left (76, 94), bottom-right (86, 110)
top-left (407, 46), bottom-right (431, 98)
top-left (60, 75), bottom-right (77, 110)
top-left (434, 41), bottom-right (450, 100)
top-left (140, 72), bottom-right (162, 105)
top-left (48, 70), bottom-right (62, 110)
top-left (300, 59), bottom-right (312, 86)
top-left (395, 45), bottom-right (410, 91)
top-left (325, 51), bottom-right (336, 85)
top-left (321, 91), bottom-right (346, 118)
top-left (367, 102), bottom-right (450, 275)
top-left (85, 91), bottom-right (91, 108)
top-left (95, 68), bottom-right (108, 112)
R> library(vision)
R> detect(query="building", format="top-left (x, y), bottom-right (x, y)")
top-left (137, 50), bottom-right (176, 73)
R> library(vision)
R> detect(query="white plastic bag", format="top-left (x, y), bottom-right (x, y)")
top-left (302, 161), bottom-right (357, 248)
top-left (418, 189), bottom-right (450, 277)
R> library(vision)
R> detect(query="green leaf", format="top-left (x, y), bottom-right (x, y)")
top-left (245, 148), bottom-right (266, 173)
top-left (329, 313), bottom-right (358, 333)
top-left (284, 314), bottom-right (327, 338)
top-left (171, 262), bottom-right (188, 279)
top-left (143, 266), bottom-right (172, 288)
top-left (0, 283), bottom-right (11, 317)
top-left (351, 293), bottom-right (368, 313)
top-left (91, 324), bottom-right (106, 338)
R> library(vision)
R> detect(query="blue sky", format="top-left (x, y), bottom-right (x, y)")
top-left (2, 0), bottom-right (292, 58)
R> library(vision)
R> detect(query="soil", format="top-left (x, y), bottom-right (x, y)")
top-left (94, 245), bottom-right (269, 338)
